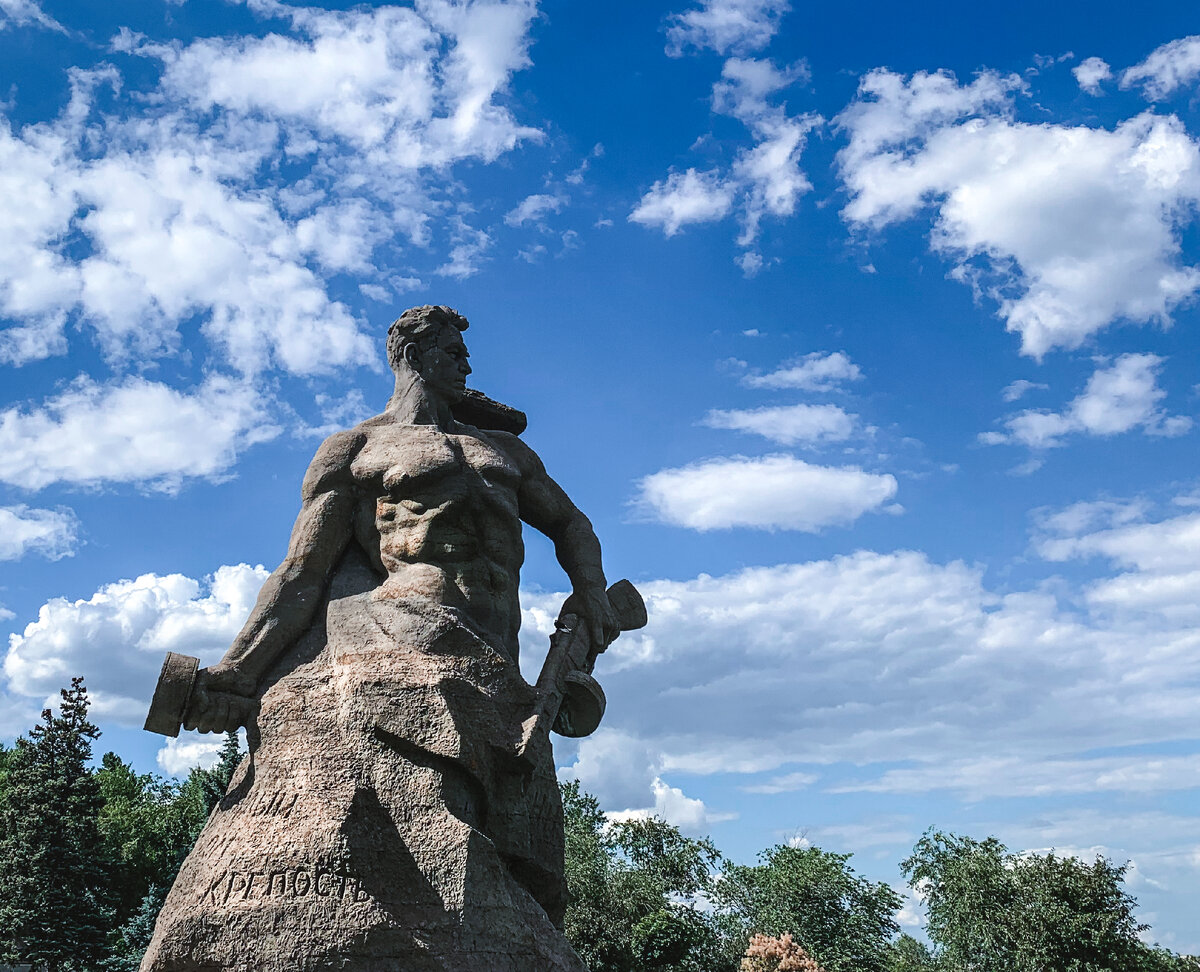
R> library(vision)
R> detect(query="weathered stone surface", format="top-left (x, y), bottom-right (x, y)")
top-left (142, 306), bottom-right (628, 971)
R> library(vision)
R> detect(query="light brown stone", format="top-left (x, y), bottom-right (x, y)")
top-left (142, 306), bottom-right (631, 971)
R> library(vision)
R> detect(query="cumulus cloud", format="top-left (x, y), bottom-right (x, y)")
top-left (665, 0), bottom-right (789, 57)
top-left (0, 376), bottom-right (280, 491)
top-left (518, 498), bottom-right (1200, 813)
top-left (0, 0), bottom-right (63, 32)
top-left (606, 778), bottom-right (736, 835)
top-left (1073, 56), bottom-right (1112, 95)
top-left (0, 0), bottom-right (541, 374)
top-left (157, 733), bottom-right (229, 776)
top-left (632, 56), bottom-right (816, 266)
top-left (980, 353), bottom-right (1191, 449)
top-left (504, 193), bottom-right (566, 227)
top-left (1121, 35), bottom-right (1200, 101)
top-left (0, 506), bottom-right (78, 561)
top-left (702, 403), bottom-right (856, 445)
top-left (4, 564), bottom-right (269, 727)
top-left (743, 351), bottom-right (862, 391)
top-left (629, 168), bottom-right (735, 236)
top-left (634, 454), bottom-right (898, 531)
top-left (837, 69), bottom-right (1200, 357)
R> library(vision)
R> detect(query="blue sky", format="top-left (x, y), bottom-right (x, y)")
top-left (2, 0), bottom-right (1199, 950)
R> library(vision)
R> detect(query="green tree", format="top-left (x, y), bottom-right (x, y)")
top-left (561, 780), bottom-right (730, 972)
top-left (101, 731), bottom-right (243, 970)
top-left (902, 829), bottom-right (1197, 972)
top-left (886, 934), bottom-right (939, 971)
top-left (716, 842), bottom-right (902, 972)
top-left (0, 678), bottom-right (113, 972)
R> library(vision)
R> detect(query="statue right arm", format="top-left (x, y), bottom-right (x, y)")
top-left (184, 428), bottom-right (365, 733)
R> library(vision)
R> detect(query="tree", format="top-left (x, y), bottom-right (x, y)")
top-left (560, 780), bottom-right (730, 972)
top-left (0, 678), bottom-right (113, 972)
top-left (902, 829), bottom-right (1176, 972)
top-left (886, 934), bottom-right (939, 972)
top-left (716, 842), bottom-right (902, 972)
top-left (101, 731), bottom-right (243, 970)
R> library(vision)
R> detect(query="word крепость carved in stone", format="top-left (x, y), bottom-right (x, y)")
top-left (141, 305), bottom-right (645, 971)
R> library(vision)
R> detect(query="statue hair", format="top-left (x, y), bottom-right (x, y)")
top-left (386, 305), bottom-right (469, 373)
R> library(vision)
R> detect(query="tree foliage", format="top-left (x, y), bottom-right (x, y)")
top-left (717, 842), bottom-right (902, 972)
top-left (903, 829), bottom-right (1181, 972)
top-left (561, 780), bottom-right (731, 972)
top-left (0, 678), bottom-right (113, 972)
top-left (1, 689), bottom-right (1198, 972)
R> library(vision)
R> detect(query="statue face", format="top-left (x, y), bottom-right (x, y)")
top-left (415, 327), bottom-right (471, 403)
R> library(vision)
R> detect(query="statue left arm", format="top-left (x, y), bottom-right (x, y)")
top-left (499, 433), bottom-right (621, 647)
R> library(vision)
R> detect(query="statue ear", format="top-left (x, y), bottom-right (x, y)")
top-left (402, 343), bottom-right (422, 372)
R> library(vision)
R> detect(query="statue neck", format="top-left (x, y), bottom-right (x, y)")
top-left (386, 373), bottom-right (455, 428)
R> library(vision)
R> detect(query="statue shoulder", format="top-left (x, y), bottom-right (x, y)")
top-left (301, 426), bottom-right (368, 500)
top-left (478, 428), bottom-right (546, 476)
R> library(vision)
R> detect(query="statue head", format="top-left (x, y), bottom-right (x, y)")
top-left (386, 305), bottom-right (472, 404)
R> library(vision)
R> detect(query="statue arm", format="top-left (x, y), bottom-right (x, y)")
top-left (501, 433), bottom-right (620, 646)
top-left (186, 430), bottom-right (363, 730)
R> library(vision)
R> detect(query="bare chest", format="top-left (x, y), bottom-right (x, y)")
top-left (350, 425), bottom-right (521, 500)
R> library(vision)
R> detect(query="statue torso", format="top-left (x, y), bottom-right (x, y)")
top-left (347, 421), bottom-right (526, 655)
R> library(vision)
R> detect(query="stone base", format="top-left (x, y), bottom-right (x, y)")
top-left (142, 588), bottom-right (586, 972)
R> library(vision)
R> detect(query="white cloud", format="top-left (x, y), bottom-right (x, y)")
top-left (517, 496), bottom-right (1200, 815)
top-left (436, 216), bottom-right (492, 278)
top-left (1001, 378), bottom-right (1047, 402)
top-left (634, 454), bottom-right (898, 531)
top-left (741, 770), bottom-right (818, 794)
top-left (0, 506), bottom-right (78, 561)
top-left (4, 564), bottom-right (268, 728)
top-left (557, 728), bottom-right (665, 809)
top-left (702, 403), bottom-right (856, 445)
top-left (743, 351), bottom-right (862, 391)
top-left (0, 376), bottom-right (280, 491)
top-left (1034, 497), bottom-right (1149, 537)
top-left (606, 778), bottom-right (736, 835)
top-left (0, 69), bottom-right (377, 375)
top-left (505, 193), bottom-right (566, 227)
top-left (1073, 56), bottom-right (1112, 95)
top-left (1037, 508), bottom-right (1200, 574)
top-left (0, 0), bottom-right (542, 375)
top-left (835, 753), bottom-right (1200, 799)
top-left (156, 732), bottom-right (228, 776)
top-left (1122, 36), bottom-right (1200, 101)
top-left (153, 0), bottom-right (539, 166)
top-left (0, 0), bottom-right (63, 32)
top-left (665, 0), bottom-right (790, 57)
top-left (837, 69), bottom-right (1200, 357)
top-left (629, 168), bottom-right (735, 236)
top-left (981, 353), bottom-right (1191, 449)
top-left (632, 56), bottom-right (816, 261)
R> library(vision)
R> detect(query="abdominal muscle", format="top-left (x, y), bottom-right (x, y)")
top-left (372, 490), bottom-right (525, 658)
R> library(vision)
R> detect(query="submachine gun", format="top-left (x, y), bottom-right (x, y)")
top-left (519, 578), bottom-right (647, 756)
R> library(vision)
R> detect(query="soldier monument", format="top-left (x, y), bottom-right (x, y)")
top-left (141, 305), bottom-right (643, 971)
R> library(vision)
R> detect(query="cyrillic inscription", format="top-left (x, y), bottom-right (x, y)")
top-left (202, 866), bottom-right (371, 906)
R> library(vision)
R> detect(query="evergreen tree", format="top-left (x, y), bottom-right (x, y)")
top-left (100, 731), bottom-right (243, 971)
top-left (0, 678), bottom-right (113, 972)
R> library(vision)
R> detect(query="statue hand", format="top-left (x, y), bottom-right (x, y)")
top-left (183, 665), bottom-right (257, 734)
top-left (560, 586), bottom-right (621, 650)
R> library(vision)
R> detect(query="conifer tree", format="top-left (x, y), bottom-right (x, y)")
top-left (0, 678), bottom-right (113, 972)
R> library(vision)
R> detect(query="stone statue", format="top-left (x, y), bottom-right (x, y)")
top-left (140, 306), bottom-right (643, 971)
